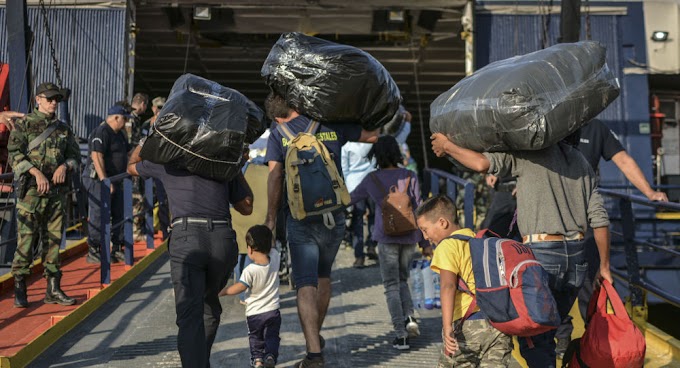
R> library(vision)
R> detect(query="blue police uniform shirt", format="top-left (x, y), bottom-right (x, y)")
top-left (136, 161), bottom-right (250, 221)
top-left (264, 115), bottom-right (362, 175)
top-left (90, 123), bottom-right (130, 178)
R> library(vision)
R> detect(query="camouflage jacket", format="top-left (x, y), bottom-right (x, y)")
top-left (8, 108), bottom-right (80, 177)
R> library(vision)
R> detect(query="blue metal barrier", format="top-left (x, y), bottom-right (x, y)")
top-left (425, 168), bottom-right (476, 230)
top-left (600, 188), bottom-right (680, 309)
top-left (98, 174), bottom-right (160, 285)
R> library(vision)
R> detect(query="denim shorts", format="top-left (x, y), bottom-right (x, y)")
top-left (287, 212), bottom-right (345, 289)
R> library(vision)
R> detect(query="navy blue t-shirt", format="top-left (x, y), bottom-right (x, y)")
top-left (577, 119), bottom-right (625, 174)
top-left (136, 161), bottom-right (250, 221)
top-left (264, 115), bottom-right (362, 174)
top-left (90, 123), bottom-right (130, 178)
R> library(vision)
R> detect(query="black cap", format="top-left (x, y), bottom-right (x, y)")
top-left (35, 82), bottom-right (65, 99)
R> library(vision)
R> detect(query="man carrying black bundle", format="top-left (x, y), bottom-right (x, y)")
top-left (431, 131), bottom-right (613, 368)
top-left (264, 92), bottom-right (378, 368)
top-left (128, 141), bottom-right (253, 368)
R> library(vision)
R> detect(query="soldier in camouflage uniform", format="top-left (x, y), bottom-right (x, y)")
top-left (128, 93), bottom-right (149, 242)
top-left (9, 83), bottom-right (80, 308)
top-left (456, 171), bottom-right (491, 229)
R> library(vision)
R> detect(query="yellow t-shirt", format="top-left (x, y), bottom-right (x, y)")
top-left (430, 228), bottom-right (479, 321)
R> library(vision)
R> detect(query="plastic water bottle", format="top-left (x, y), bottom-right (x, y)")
top-left (422, 260), bottom-right (435, 310)
top-left (410, 259), bottom-right (424, 309)
top-left (434, 272), bottom-right (441, 309)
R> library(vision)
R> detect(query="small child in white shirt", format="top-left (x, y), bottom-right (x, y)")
top-left (220, 225), bottom-right (281, 368)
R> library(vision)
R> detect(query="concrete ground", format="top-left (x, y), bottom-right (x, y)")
top-left (32, 244), bottom-right (521, 368)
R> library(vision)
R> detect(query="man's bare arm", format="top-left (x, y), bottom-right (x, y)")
top-left (611, 151), bottom-right (668, 201)
top-left (265, 161), bottom-right (284, 231)
top-left (91, 151), bottom-right (107, 180)
top-left (127, 145), bottom-right (143, 177)
top-left (430, 133), bottom-right (490, 173)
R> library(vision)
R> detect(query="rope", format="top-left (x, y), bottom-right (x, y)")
top-left (409, 38), bottom-right (429, 170)
top-left (513, 0), bottom-right (519, 55)
top-left (183, 28), bottom-right (191, 74)
top-left (38, 0), bottom-right (63, 87)
top-left (150, 122), bottom-right (243, 165)
top-left (584, 0), bottom-right (592, 40)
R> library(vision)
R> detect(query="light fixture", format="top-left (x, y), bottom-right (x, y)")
top-left (651, 31), bottom-right (669, 42)
top-left (193, 6), bottom-right (211, 21)
top-left (388, 10), bottom-right (404, 22)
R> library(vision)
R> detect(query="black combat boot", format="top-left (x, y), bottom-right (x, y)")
top-left (44, 274), bottom-right (76, 306)
top-left (14, 276), bottom-right (28, 308)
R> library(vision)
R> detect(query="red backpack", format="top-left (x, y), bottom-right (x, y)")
top-left (562, 280), bottom-right (645, 368)
top-left (450, 230), bottom-right (560, 336)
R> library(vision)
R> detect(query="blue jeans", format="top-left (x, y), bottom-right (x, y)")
top-left (378, 242), bottom-right (415, 338)
top-left (287, 212), bottom-right (345, 289)
top-left (519, 239), bottom-right (588, 368)
top-left (351, 199), bottom-right (375, 258)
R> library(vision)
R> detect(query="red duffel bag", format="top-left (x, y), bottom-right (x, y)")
top-left (563, 280), bottom-right (646, 368)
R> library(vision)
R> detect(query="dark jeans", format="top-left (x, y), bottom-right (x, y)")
top-left (519, 239), bottom-right (587, 368)
top-left (554, 233), bottom-right (599, 343)
top-left (85, 178), bottom-right (124, 251)
top-left (351, 199), bottom-right (375, 258)
top-left (246, 309), bottom-right (282, 362)
top-left (169, 220), bottom-right (238, 368)
top-left (154, 179), bottom-right (171, 238)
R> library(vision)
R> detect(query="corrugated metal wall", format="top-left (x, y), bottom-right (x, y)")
top-left (0, 7), bottom-right (127, 138)
top-left (475, 7), bottom-right (652, 189)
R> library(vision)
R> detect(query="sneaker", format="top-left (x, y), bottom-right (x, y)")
top-left (556, 337), bottom-right (570, 358)
top-left (85, 252), bottom-right (101, 264)
top-left (405, 316), bottom-right (420, 337)
top-left (392, 337), bottom-right (410, 350)
top-left (111, 250), bottom-right (126, 263)
top-left (251, 358), bottom-right (264, 367)
top-left (294, 356), bottom-right (324, 368)
top-left (353, 257), bottom-right (365, 269)
top-left (263, 354), bottom-right (276, 368)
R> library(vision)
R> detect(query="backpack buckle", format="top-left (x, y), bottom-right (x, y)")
top-left (293, 183), bottom-right (300, 193)
top-left (331, 180), bottom-right (339, 189)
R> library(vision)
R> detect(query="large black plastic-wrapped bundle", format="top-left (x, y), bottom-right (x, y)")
top-left (140, 74), bottom-right (266, 182)
top-left (430, 41), bottom-right (620, 152)
top-left (261, 32), bottom-right (401, 130)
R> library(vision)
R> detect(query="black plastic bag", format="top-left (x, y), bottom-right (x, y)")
top-left (430, 41), bottom-right (620, 152)
top-left (140, 74), bottom-right (266, 182)
top-left (261, 32), bottom-right (402, 131)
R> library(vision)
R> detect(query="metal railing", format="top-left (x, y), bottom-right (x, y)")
top-left (95, 174), bottom-right (157, 284)
top-left (600, 188), bottom-right (680, 309)
top-left (425, 168), bottom-right (475, 230)
top-left (0, 169), bottom-right (163, 285)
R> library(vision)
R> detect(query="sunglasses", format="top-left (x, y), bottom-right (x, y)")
top-left (38, 95), bottom-right (62, 103)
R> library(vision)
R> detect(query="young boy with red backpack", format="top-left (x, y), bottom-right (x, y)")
top-left (416, 195), bottom-right (513, 367)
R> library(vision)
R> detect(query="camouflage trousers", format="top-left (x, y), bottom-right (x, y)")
top-left (11, 188), bottom-right (65, 277)
top-left (437, 319), bottom-right (513, 368)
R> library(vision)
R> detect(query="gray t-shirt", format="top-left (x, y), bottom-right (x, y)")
top-left (484, 143), bottom-right (609, 237)
top-left (239, 249), bottom-right (281, 317)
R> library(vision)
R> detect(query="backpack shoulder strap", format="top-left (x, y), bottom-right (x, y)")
top-left (306, 120), bottom-right (319, 134)
top-left (28, 122), bottom-right (62, 151)
top-left (402, 172), bottom-right (412, 193)
top-left (447, 234), bottom-right (473, 242)
top-left (370, 172), bottom-right (388, 197)
top-left (276, 123), bottom-right (296, 141)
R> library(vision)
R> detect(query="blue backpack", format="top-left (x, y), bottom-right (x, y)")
top-left (450, 231), bottom-right (560, 336)
top-left (277, 120), bottom-right (350, 227)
